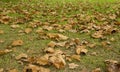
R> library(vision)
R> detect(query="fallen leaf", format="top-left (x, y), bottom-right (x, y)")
top-left (44, 47), bottom-right (55, 54)
top-left (49, 54), bottom-right (66, 69)
top-left (47, 41), bottom-right (56, 48)
top-left (12, 40), bottom-right (23, 46)
top-left (0, 68), bottom-right (4, 72)
top-left (36, 55), bottom-right (49, 65)
top-left (23, 64), bottom-right (50, 72)
top-left (0, 30), bottom-right (4, 34)
top-left (71, 55), bottom-right (80, 61)
top-left (92, 68), bottom-right (101, 72)
top-left (69, 63), bottom-right (79, 69)
top-left (76, 45), bottom-right (88, 55)
top-left (10, 25), bottom-right (20, 29)
top-left (91, 30), bottom-right (103, 39)
top-left (0, 49), bottom-right (12, 55)
top-left (9, 69), bottom-right (18, 72)
top-left (105, 60), bottom-right (120, 72)
top-left (25, 28), bottom-right (32, 34)
top-left (15, 53), bottom-right (28, 60)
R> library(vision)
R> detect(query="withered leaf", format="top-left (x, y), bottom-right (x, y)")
top-left (9, 69), bottom-right (18, 72)
top-left (0, 49), bottom-right (12, 55)
top-left (69, 63), bottom-right (79, 69)
top-left (23, 64), bottom-right (50, 72)
top-left (49, 54), bottom-right (66, 69)
top-left (36, 55), bottom-right (49, 65)
top-left (76, 45), bottom-right (88, 55)
top-left (12, 40), bottom-right (23, 46)
top-left (25, 28), bottom-right (32, 34)
top-left (92, 68), bottom-right (101, 72)
top-left (71, 55), bottom-right (80, 61)
top-left (10, 25), bottom-right (20, 29)
top-left (44, 47), bottom-right (55, 54)
top-left (0, 30), bottom-right (4, 34)
top-left (15, 53), bottom-right (28, 60)
top-left (47, 41), bottom-right (56, 48)
top-left (105, 60), bottom-right (120, 72)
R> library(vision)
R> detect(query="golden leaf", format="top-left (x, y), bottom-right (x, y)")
top-left (36, 55), bottom-right (49, 65)
top-left (76, 46), bottom-right (88, 55)
top-left (71, 55), bottom-right (80, 61)
top-left (0, 49), bottom-right (12, 55)
top-left (69, 63), bottom-right (79, 69)
top-left (47, 41), bottom-right (56, 48)
top-left (25, 28), bottom-right (32, 34)
top-left (23, 64), bottom-right (50, 72)
top-left (12, 40), bottom-right (23, 46)
top-left (0, 30), bottom-right (4, 34)
top-left (15, 53), bottom-right (28, 60)
top-left (9, 69), bottom-right (18, 72)
top-left (92, 68), bottom-right (101, 72)
top-left (44, 47), bottom-right (55, 54)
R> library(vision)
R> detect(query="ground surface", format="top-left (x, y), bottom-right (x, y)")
top-left (0, 0), bottom-right (120, 72)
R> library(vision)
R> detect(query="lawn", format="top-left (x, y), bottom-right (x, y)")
top-left (0, 0), bottom-right (120, 72)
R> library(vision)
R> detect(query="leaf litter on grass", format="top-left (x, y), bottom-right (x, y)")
top-left (0, 0), bottom-right (120, 72)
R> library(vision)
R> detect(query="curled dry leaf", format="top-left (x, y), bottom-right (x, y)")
top-left (23, 64), bottom-right (50, 72)
top-left (10, 25), bottom-right (20, 29)
top-left (92, 68), bottom-right (101, 72)
top-left (91, 30), bottom-right (103, 39)
top-left (76, 45), bottom-right (88, 55)
top-left (0, 30), bottom-right (4, 34)
top-left (42, 26), bottom-right (53, 31)
top-left (0, 39), bottom-right (5, 43)
top-left (47, 33), bottom-right (68, 41)
top-left (71, 54), bottom-right (80, 61)
top-left (49, 54), bottom-right (66, 69)
top-left (69, 63), bottom-right (79, 69)
top-left (47, 41), bottom-right (56, 48)
top-left (44, 47), bottom-right (55, 54)
top-left (0, 16), bottom-right (11, 24)
top-left (0, 68), bottom-right (4, 72)
top-left (0, 49), bottom-right (12, 55)
top-left (25, 28), bottom-right (32, 34)
top-left (12, 40), bottom-right (23, 46)
top-left (104, 60), bottom-right (120, 72)
top-left (36, 55), bottom-right (49, 65)
top-left (9, 69), bottom-right (18, 72)
top-left (15, 53), bottom-right (28, 60)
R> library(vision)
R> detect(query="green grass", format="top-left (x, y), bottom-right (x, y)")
top-left (0, 0), bottom-right (120, 72)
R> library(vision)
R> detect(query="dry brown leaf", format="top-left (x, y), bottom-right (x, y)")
top-left (0, 16), bottom-right (11, 24)
top-left (49, 54), bottom-right (66, 69)
top-left (12, 40), bottom-right (23, 46)
top-left (23, 64), bottom-right (50, 72)
top-left (42, 26), bottom-right (53, 31)
top-left (76, 46), bottom-right (88, 55)
top-left (0, 68), bottom-right (4, 72)
top-left (0, 30), bottom-right (4, 34)
top-left (15, 53), bottom-right (28, 60)
top-left (69, 63), bottom-right (79, 69)
top-left (47, 41), bottom-right (56, 48)
top-left (91, 30), bottom-right (103, 39)
top-left (44, 47), bottom-right (55, 54)
top-left (0, 49), bottom-right (12, 55)
top-left (92, 68), bottom-right (101, 72)
top-left (105, 60), bottom-right (120, 72)
top-left (36, 55), bottom-right (49, 65)
top-left (71, 55), bottom-right (80, 61)
top-left (25, 28), bottom-right (32, 34)
top-left (0, 39), bottom-right (5, 43)
top-left (47, 33), bottom-right (68, 41)
top-left (9, 69), bottom-right (18, 72)
top-left (10, 25), bottom-right (20, 29)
